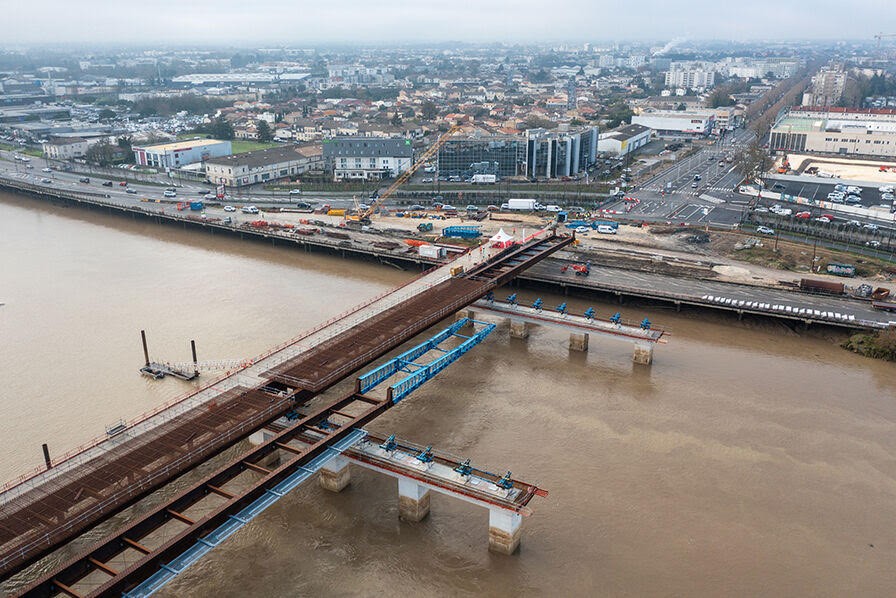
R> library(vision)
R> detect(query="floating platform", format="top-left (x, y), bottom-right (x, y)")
top-left (139, 362), bottom-right (199, 381)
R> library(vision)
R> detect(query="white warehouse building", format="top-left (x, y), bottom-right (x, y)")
top-left (133, 139), bottom-right (232, 170)
top-left (597, 124), bottom-right (652, 156)
top-left (631, 110), bottom-right (716, 138)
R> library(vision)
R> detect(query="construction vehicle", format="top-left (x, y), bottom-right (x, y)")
top-left (345, 126), bottom-right (462, 225)
top-left (560, 262), bottom-right (591, 276)
top-left (777, 155), bottom-right (790, 174)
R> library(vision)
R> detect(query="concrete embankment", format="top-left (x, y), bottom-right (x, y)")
top-left (3, 177), bottom-right (892, 332)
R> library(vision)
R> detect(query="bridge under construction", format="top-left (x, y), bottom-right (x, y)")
top-left (0, 231), bottom-right (573, 597)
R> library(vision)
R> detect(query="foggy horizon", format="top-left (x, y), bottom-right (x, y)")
top-left (4, 0), bottom-right (896, 46)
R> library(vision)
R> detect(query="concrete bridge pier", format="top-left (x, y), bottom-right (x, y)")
top-left (319, 455), bottom-right (351, 492)
top-left (398, 478), bottom-right (431, 522)
top-left (455, 309), bottom-right (476, 326)
top-left (488, 508), bottom-right (522, 554)
top-left (509, 319), bottom-right (530, 339)
top-left (633, 341), bottom-right (654, 365)
top-left (569, 332), bottom-right (589, 351)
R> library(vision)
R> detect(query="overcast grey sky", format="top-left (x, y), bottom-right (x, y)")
top-left (4, 0), bottom-right (896, 45)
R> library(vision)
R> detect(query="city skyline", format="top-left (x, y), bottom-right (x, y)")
top-left (4, 0), bottom-right (896, 45)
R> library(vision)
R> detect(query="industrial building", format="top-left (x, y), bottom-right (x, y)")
top-left (205, 144), bottom-right (322, 187)
top-left (631, 110), bottom-right (716, 138)
top-left (322, 137), bottom-right (413, 181)
top-left (597, 124), bottom-right (652, 157)
top-left (769, 107), bottom-right (896, 157)
top-left (133, 139), bottom-right (232, 170)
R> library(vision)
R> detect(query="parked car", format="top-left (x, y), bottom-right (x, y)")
top-left (863, 223), bottom-right (879, 230)
top-left (241, 205), bottom-right (259, 214)
top-left (545, 205), bottom-right (562, 212)
top-left (756, 226), bottom-right (775, 235)
top-left (118, 181), bottom-right (128, 186)
top-left (421, 177), bottom-right (434, 183)
top-left (465, 204), bottom-right (478, 212)
top-left (408, 204), bottom-right (426, 211)
top-left (880, 185), bottom-right (895, 194)
top-left (834, 184), bottom-right (848, 193)
top-left (845, 195), bottom-right (863, 204)
top-left (771, 183), bottom-right (786, 191)
top-left (163, 190), bottom-right (177, 198)
top-left (795, 211), bottom-right (811, 219)
top-left (575, 226), bottom-right (590, 234)
top-left (224, 205), bottom-right (236, 212)
top-left (40, 178), bottom-right (52, 184)
top-left (847, 186), bottom-right (862, 194)
top-left (847, 220), bottom-right (862, 227)
top-left (500, 203), bottom-right (510, 210)
top-left (814, 216), bottom-right (831, 223)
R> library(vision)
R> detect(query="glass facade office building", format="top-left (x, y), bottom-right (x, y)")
top-left (438, 137), bottom-right (528, 178)
top-left (527, 127), bottom-right (599, 179)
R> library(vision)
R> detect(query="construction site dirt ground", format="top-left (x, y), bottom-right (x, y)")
top-left (786, 153), bottom-right (896, 183)
top-left (255, 208), bottom-right (895, 293)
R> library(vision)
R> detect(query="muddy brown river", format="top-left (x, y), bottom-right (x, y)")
top-left (1, 192), bottom-right (895, 597)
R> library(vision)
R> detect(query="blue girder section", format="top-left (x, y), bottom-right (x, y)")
top-left (388, 321), bottom-right (495, 404)
top-left (122, 429), bottom-right (368, 598)
top-left (358, 318), bottom-right (478, 394)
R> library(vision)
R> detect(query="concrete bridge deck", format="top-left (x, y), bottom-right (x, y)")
top-left (520, 257), bottom-right (896, 330)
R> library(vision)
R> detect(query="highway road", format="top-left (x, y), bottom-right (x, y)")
top-left (599, 128), bottom-right (756, 226)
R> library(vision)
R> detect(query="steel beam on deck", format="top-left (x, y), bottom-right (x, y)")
top-left (18, 395), bottom-right (388, 598)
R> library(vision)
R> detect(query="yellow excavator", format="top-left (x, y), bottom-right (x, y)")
top-left (345, 125), bottom-right (461, 225)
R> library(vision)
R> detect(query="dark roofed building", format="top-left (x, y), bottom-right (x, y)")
top-left (322, 137), bottom-right (414, 181)
top-left (205, 144), bottom-right (322, 187)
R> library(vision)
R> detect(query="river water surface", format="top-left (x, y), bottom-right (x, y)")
top-left (1, 192), bottom-right (895, 597)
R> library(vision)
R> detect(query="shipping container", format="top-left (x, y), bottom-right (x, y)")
top-left (825, 263), bottom-right (856, 277)
top-left (799, 278), bottom-right (845, 295)
top-left (418, 245), bottom-right (445, 259)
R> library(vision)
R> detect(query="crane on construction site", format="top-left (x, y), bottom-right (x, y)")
top-left (874, 33), bottom-right (896, 53)
top-left (345, 125), bottom-right (462, 225)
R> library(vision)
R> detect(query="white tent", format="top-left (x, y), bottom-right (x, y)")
top-left (489, 228), bottom-right (514, 248)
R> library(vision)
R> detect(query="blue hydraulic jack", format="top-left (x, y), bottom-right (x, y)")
top-left (454, 458), bottom-right (473, 476)
top-left (496, 471), bottom-right (514, 490)
top-left (416, 446), bottom-right (434, 463)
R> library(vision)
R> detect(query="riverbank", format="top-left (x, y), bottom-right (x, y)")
top-left (843, 329), bottom-right (896, 361)
top-left (2, 176), bottom-right (894, 332)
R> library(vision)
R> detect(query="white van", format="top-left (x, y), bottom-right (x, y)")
top-left (596, 224), bottom-right (617, 234)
